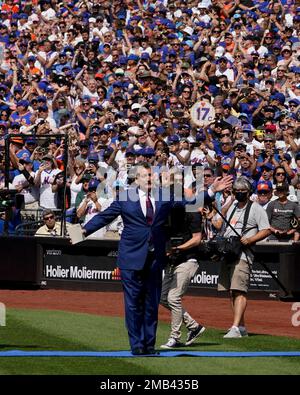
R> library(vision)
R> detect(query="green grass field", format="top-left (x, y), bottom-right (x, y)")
top-left (0, 308), bottom-right (300, 375)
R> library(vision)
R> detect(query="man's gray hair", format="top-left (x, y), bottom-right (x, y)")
top-left (233, 176), bottom-right (252, 192)
top-left (42, 209), bottom-right (55, 219)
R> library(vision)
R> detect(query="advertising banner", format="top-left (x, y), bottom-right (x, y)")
top-left (43, 248), bottom-right (279, 292)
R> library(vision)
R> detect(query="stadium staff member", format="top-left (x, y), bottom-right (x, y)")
top-left (160, 180), bottom-right (205, 349)
top-left (81, 162), bottom-right (232, 355)
top-left (218, 177), bottom-right (270, 338)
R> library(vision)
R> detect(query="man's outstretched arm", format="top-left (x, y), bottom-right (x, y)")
top-left (83, 200), bottom-right (122, 237)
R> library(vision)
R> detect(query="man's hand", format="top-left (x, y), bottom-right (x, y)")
top-left (210, 175), bottom-right (233, 193)
top-left (240, 236), bottom-right (254, 246)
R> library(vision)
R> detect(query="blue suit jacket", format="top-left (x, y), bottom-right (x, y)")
top-left (84, 187), bottom-right (211, 271)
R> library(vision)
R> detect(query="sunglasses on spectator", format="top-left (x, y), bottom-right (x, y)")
top-left (44, 215), bottom-right (54, 221)
top-left (275, 172), bottom-right (285, 176)
top-left (204, 174), bottom-right (213, 178)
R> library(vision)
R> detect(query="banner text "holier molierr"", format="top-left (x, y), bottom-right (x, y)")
top-left (45, 265), bottom-right (112, 280)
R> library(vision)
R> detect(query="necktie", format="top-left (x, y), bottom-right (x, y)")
top-left (146, 194), bottom-right (154, 225)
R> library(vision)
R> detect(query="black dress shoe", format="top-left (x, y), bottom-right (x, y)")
top-left (145, 348), bottom-right (160, 355)
top-left (131, 347), bottom-right (145, 355)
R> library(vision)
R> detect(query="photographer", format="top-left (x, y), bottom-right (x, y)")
top-left (160, 182), bottom-right (205, 349)
top-left (218, 177), bottom-right (270, 338)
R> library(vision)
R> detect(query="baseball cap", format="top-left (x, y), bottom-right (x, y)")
top-left (139, 107), bottom-right (149, 114)
top-left (115, 68), bottom-right (125, 76)
top-left (127, 54), bottom-right (139, 62)
top-left (14, 85), bottom-right (22, 93)
top-left (138, 70), bottom-right (151, 78)
top-left (88, 153), bottom-right (99, 163)
top-left (239, 113), bottom-right (250, 120)
top-left (90, 127), bottom-right (100, 135)
top-left (141, 53), bottom-right (150, 60)
top-left (263, 65), bottom-right (271, 71)
top-left (242, 124), bottom-right (254, 132)
top-left (79, 140), bottom-right (90, 148)
top-left (131, 103), bottom-right (141, 111)
top-left (223, 99), bottom-right (232, 108)
top-left (222, 164), bottom-right (230, 172)
top-left (234, 141), bottom-right (247, 150)
top-left (289, 98), bottom-right (300, 106)
top-left (143, 147), bottom-right (155, 157)
top-left (113, 81), bottom-right (123, 88)
top-left (167, 135), bottom-right (180, 144)
top-left (260, 163), bottom-right (274, 171)
top-left (270, 92), bottom-right (285, 104)
top-left (264, 106), bottom-right (276, 113)
top-left (19, 158), bottom-right (33, 165)
top-left (265, 124), bottom-right (277, 133)
top-left (257, 181), bottom-right (272, 193)
top-left (125, 149), bottom-right (136, 156)
top-left (10, 122), bottom-right (21, 129)
top-left (11, 137), bottom-right (24, 145)
top-left (42, 154), bottom-right (55, 161)
top-left (26, 137), bottom-right (37, 145)
top-left (88, 178), bottom-right (100, 192)
top-left (17, 100), bottom-right (29, 107)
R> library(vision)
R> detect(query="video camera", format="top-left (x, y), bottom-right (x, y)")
top-left (198, 236), bottom-right (243, 262)
top-left (0, 189), bottom-right (24, 211)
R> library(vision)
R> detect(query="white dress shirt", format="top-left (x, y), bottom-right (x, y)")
top-left (138, 189), bottom-right (156, 218)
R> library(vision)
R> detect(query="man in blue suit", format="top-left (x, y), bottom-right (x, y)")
top-left (83, 163), bottom-right (232, 355)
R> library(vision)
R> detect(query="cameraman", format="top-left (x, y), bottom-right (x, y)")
top-left (160, 182), bottom-right (205, 349)
top-left (218, 177), bottom-right (270, 338)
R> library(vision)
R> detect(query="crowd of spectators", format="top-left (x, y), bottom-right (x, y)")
top-left (0, 0), bottom-right (299, 239)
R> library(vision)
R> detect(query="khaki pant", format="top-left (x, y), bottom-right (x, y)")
top-left (218, 259), bottom-right (250, 293)
top-left (160, 260), bottom-right (199, 341)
